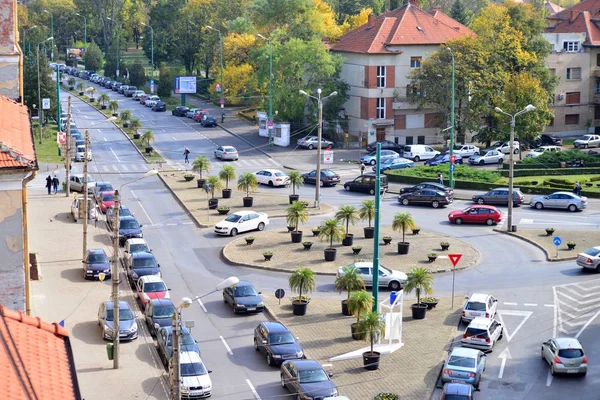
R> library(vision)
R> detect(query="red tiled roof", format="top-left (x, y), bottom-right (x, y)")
top-left (0, 305), bottom-right (81, 400)
top-left (545, 10), bottom-right (600, 45)
top-left (0, 96), bottom-right (37, 170)
top-left (551, 0), bottom-right (600, 19)
top-left (332, 4), bottom-right (475, 54)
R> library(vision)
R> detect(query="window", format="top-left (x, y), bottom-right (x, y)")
top-left (417, 136), bottom-right (425, 144)
top-left (566, 68), bottom-right (581, 80)
top-left (376, 98), bottom-right (385, 119)
top-left (376, 66), bottom-right (386, 88)
top-left (405, 136), bottom-right (414, 145)
top-left (565, 92), bottom-right (581, 104)
top-left (565, 114), bottom-right (579, 125)
top-left (563, 41), bottom-right (580, 52)
top-left (596, 81), bottom-right (600, 94)
top-left (595, 106), bottom-right (600, 120)
top-left (597, 54), bottom-right (600, 67)
top-left (548, 118), bottom-right (554, 127)
top-left (410, 57), bottom-right (422, 68)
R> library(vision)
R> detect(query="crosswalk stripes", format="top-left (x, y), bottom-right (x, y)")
top-left (87, 163), bottom-right (150, 174)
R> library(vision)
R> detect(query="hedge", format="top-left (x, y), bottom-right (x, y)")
top-left (504, 162), bottom-right (600, 170)
top-left (499, 168), bottom-right (600, 177)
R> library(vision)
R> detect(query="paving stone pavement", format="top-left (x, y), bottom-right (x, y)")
top-left (501, 229), bottom-right (595, 261)
top-left (223, 227), bottom-right (479, 275)
top-left (263, 295), bottom-right (461, 400)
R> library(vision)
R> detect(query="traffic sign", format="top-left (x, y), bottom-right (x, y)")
top-left (553, 236), bottom-right (562, 246)
top-left (448, 253), bottom-right (462, 267)
top-left (220, 98), bottom-right (225, 105)
top-left (450, 164), bottom-right (456, 172)
top-left (42, 98), bottom-right (50, 110)
top-left (268, 120), bottom-right (274, 128)
top-left (450, 155), bottom-right (456, 164)
top-left (275, 289), bottom-right (285, 299)
top-left (323, 150), bottom-right (333, 164)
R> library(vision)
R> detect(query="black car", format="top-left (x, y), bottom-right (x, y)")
top-left (223, 280), bottom-right (264, 314)
top-left (281, 360), bottom-right (338, 399)
top-left (106, 205), bottom-right (134, 230)
top-left (144, 298), bottom-right (175, 337)
top-left (127, 252), bottom-right (160, 285)
top-left (400, 182), bottom-right (454, 198)
top-left (441, 383), bottom-right (477, 399)
top-left (112, 82), bottom-right (122, 92)
top-left (301, 169), bottom-right (340, 187)
top-left (535, 134), bottom-right (563, 147)
top-left (118, 215), bottom-right (143, 246)
top-left (366, 140), bottom-right (404, 154)
top-left (398, 189), bottom-right (452, 208)
top-left (152, 101), bottom-right (167, 112)
top-left (172, 106), bottom-right (190, 117)
top-left (254, 321), bottom-right (304, 366)
top-left (472, 188), bottom-right (524, 207)
top-left (201, 115), bottom-right (217, 127)
top-left (343, 173), bottom-right (389, 195)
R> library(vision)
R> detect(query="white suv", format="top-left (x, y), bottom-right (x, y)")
top-left (461, 317), bottom-right (503, 352)
top-left (495, 141), bottom-right (520, 154)
top-left (461, 293), bottom-right (498, 323)
top-left (178, 351), bottom-right (212, 399)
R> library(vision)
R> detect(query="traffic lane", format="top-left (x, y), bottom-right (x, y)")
top-left (512, 207), bottom-right (600, 230)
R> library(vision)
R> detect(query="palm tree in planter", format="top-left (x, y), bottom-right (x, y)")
top-left (218, 165), bottom-right (236, 198)
top-left (98, 93), bottom-right (110, 110)
top-left (286, 201), bottom-right (309, 243)
top-left (288, 267), bottom-right (316, 316)
top-left (335, 264), bottom-right (366, 316)
top-left (109, 100), bottom-right (120, 117)
top-left (120, 109), bottom-right (133, 128)
top-left (359, 200), bottom-right (376, 239)
top-left (318, 218), bottom-right (345, 262)
top-left (206, 175), bottom-right (224, 209)
top-left (67, 77), bottom-right (76, 90)
top-left (347, 290), bottom-right (373, 340)
top-left (359, 311), bottom-right (386, 370)
top-left (335, 205), bottom-right (360, 246)
top-left (192, 156), bottom-right (211, 188)
top-left (130, 119), bottom-right (142, 139)
top-left (392, 212), bottom-right (415, 255)
top-left (141, 130), bottom-right (155, 154)
top-left (237, 172), bottom-right (259, 207)
top-left (86, 86), bottom-right (97, 102)
top-left (404, 267), bottom-right (434, 320)
top-left (76, 81), bottom-right (86, 95)
top-left (287, 171), bottom-right (304, 204)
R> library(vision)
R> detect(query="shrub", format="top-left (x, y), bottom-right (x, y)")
top-left (386, 164), bottom-right (500, 183)
top-left (520, 149), bottom-right (599, 164)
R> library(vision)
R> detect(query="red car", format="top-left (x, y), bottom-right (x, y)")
top-left (139, 94), bottom-right (148, 105)
top-left (192, 109), bottom-right (210, 122)
top-left (448, 205), bottom-right (502, 226)
top-left (97, 190), bottom-right (115, 213)
top-left (136, 275), bottom-right (170, 307)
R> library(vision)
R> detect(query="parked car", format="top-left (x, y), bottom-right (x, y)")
top-left (74, 145), bottom-right (92, 162)
top-left (461, 317), bottom-right (503, 352)
top-left (424, 153), bottom-right (463, 166)
top-left (132, 90), bottom-right (145, 100)
top-left (343, 174), bottom-right (389, 195)
top-left (254, 321), bottom-right (304, 366)
top-left (468, 150), bottom-right (504, 165)
top-left (135, 275), bottom-right (170, 307)
top-left (70, 196), bottom-right (94, 222)
top-left (106, 205), bottom-right (134, 230)
top-left (118, 85), bottom-right (129, 95)
top-left (448, 205), bottom-right (503, 226)
top-left (472, 188), bottom-right (524, 207)
top-left (255, 169), bottom-right (289, 187)
top-left (402, 144), bottom-right (440, 161)
top-left (156, 326), bottom-right (200, 364)
top-left (525, 145), bottom-right (561, 158)
top-left (69, 174), bottom-right (96, 193)
top-left (529, 192), bottom-right (587, 212)
top-left (297, 135), bottom-right (334, 149)
top-left (338, 262), bottom-right (407, 291)
top-left (440, 383), bottom-right (478, 400)
top-left (144, 298), bottom-right (175, 337)
top-left (152, 101), bottom-right (167, 112)
top-left (399, 182), bottom-right (454, 198)
top-left (112, 82), bottom-right (122, 92)
top-left (361, 150), bottom-right (399, 166)
top-left (532, 134), bottom-right (563, 147)
top-left (576, 246), bottom-right (600, 272)
top-left (574, 134), bottom-right (600, 148)
top-left (97, 300), bottom-right (138, 341)
top-left (280, 360), bottom-right (338, 399)
top-left (223, 280), bottom-right (264, 314)
top-left (461, 293), bottom-right (498, 323)
top-left (139, 94), bottom-right (148, 104)
top-left (172, 106), bottom-right (190, 116)
top-left (201, 114), bottom-right (217, 127)
top-left (541, 338), bottom-right (587, 376)
top-left (125, 86), bottom-right (137, 97)
top-left (179, 351), bottom-right (212, 399)
top-left (373, 157), bottom-right (414, 172)
top-left (186, 108), bottom-right (199, 118)
top-left (97, 190), bottom-right (115, 213)
top-left (145, 95), bottom-right (160, 107)
top-left (94, 181), bottom-right (114, 197)
top-left (301, 169), bottom-right (340, 187)
top-left (398, 189), bottom-right (452, 208)
top-left (123, 238), bottom-right (150, 269)
top-left (83, 248), bottom-right (111, 280)
top-left (452, 144), bottom-right (480, 157)
top-left (127, 252), bottom-right (161, 285)
top-left (118, 215), bottom-right (143, 246)
top-left (214, 211), bottom-right (269, 236)
top-left (214, 146), bottom-right (239, 160)
top-left (366, 140), bottom-right (404, 154)
top-left (494, 141), bottom-right (520, 154)
top-left (192, 109), bottom-right (210, 122)
top-left (441, 347), bottom-right (486, 388)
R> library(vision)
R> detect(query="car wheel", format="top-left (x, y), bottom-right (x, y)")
top-left (514, 149), bottom-right (519, 154)
top-left (389, 281), bottom-right (401, 291)
top-left (479, 160), bottom-right (485, 165)
top-left (370, 159), bottom-right (376, 166)
top-left (344, 185), bottom-right (350, 191)
top-left (254, 338), bottom-right (259, 351)
top-left (455, 218), bottom-right (463, 225)
top-left (369, 188), bottom-right (375, 195)
top-left (223, 293), bottom-right (227, 303)
top-left (268, 181), bottom-right (274, 187)
top-left (499, 328), bottom-right (503, 340)
top-left (486, 218), bottom-right (494, 226)
top-left (230, 228), bottom-right (238, 237)
top-left (266, 353), bottom-right (272, 366)
top-left (535, 202), bottom-right (544, 210)
top-left (432, 200), bottom-right (440, 208)
top-left (541, 347), bottom-right (545, 360)
top-left (319, 180), bottom-right (324, 187)
top-left (280, 374), bottom-right (286, 388)
top-left (414, 156), bottom-right (420, 162)
top-left (308, 144), bottom-right (314, 150)
top-left (585, 144), bottom-right (589, 149)
top-left (257, 222), bottom-right (265, 231)
top-left (402, 198), bottom-right (409, 206)
top-left (477, 198), bottom-right (485, 205)
top-left (568, 204), bottom-right (577, 212)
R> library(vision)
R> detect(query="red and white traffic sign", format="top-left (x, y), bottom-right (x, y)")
top-left (56, 131), bottom-right (66, 145)
top-left (450, 155), bottom-right (456, 164)
top-left (448, 253), bottom-right (462, 267)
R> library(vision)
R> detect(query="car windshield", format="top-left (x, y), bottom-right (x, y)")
top-left (234, 285), bottom-right (258, 297)
top-left (120, 220), bottom-right (140, 229)
top-left (466, 327), bottom-right (488, 338)
top-left (98, 184), bottom-right (113, 192)
top-left (144, 282), bottom-right (167, 292)
top-left (102, 194), bottom-right (115, 202)
top-left (367, 152), bottom-right (377, 156)
top-left (298, 368), bottom-right (328, 383)
top-left (274, 172), bottom-right (286, 177)
top-left (130, 244), bottom-right (149, 253)
top-left (269, 332), bottom-right (295, 344)
top-left (323, 170), bottom-right (336, 176)
top-left (448, 355), bottom-right (476, 368)
top-left (133, 257), bottom-right (157, 268)
top-left (465, 302), bottom-right (486, 311)
top-left (583, 135), bottom-right (593, 140)
top-left (584, 248), bottom-right (600, 257)
top-left (168, 332), bottom-right (195, 346)
top-left (180, 362), bottom-right (207, 377)
top-left (223, 147), bottom-right (236, 152)
top-left (558, 348), bottom-right (584, 358)
top-left (153, 305), bottom-right (175, 318)
top-left (106, 308), bottom-right (134, 321)
top-left (225, 214), bottom-right (242, 222)
top-left (119, 208), bottom-right (132, 217)
top-left (379, 266), bottom-right (392, 275)
top-left (88, 253), bottom-right (108, 264)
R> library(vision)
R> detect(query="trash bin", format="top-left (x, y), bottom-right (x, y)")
top-left (390, 291), bottom-right (399, 305)
top-left (106, 343), bottom-right (114, 360)
top-left (58, 147), bottom-right (62, 156)
top-left (511, 225), bottom-right (517, 232)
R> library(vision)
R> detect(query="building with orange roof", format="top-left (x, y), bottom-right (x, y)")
top-left (0, 304), bottom-right (81, 399)
top-left (331, 0), bottom-right (475, 146)
top-left (0, 0), bottom-right (23, 100)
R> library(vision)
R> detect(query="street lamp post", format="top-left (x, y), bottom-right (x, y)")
top-left (107, 17), bottom-right (120, 78)
top-left (206, 26), bottom-right (224, 122)
top-left (43, 10), bottom-right (54, 61)
top-left (299, 88), bottom-right (337, 209)
top-left (494, 104), bottom-right (536, 232)
top-left (37, 37), bottom-right (53, 145)
top-left (257, 34), bottom-right (273, 150)
top-left (445, 47), bottom-right (456, 188)
top-left (23, 26), bottom-right (38, 56)
top-left (75, 13), bottom-right (87, 50)
top-left (141, 23), bottom-right (154, 79)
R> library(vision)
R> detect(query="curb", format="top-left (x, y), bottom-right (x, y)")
top-left (492, 229), bottom-right (578, 262)
top-left (157, 173), bottom-right (208, 229)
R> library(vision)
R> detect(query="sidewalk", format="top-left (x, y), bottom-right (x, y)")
top-left (28, 188), bottom-right (168, 400)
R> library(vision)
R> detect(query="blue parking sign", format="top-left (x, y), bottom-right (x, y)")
top-left (553, 236), bottom-right (562, 246)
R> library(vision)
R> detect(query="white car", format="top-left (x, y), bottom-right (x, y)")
top-left (145, 95), bottom-right (160, 107)
top-left (178, 351), bottom-right (212, 399)
top-left (214, 146), bottom-right (239, 161)
top-left (574, 134), bottom-right (600, 148)
top-left (468, 150), bottom-right (504, 165)
top-left (214, 210), bottom-right (269, 236)
top-left (462, 293), bottom-right (498, 323)
top-left (337, 262), bottom-right (407, 291)
top-left (132, 90), bottom-right (145, 101)
top-left (461, 317), bottom-right (503, 352)
top-left (255, 169), bottom-right (289, 187)
top-left (452, 144), bottom-right (480, 157)
top-left (525, 145), bottom-right (561, 158)
top-left (495, 141), bottom-right (520, 154)
top-left (124, 238), bottom-right (151, 269)
top-left (74, 145), bottom-right (92, 162)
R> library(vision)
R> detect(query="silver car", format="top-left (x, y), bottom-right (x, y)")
top-left (69, 174), bottom-right (96, 193)
top-left (468, 150), bottom-right (504, 165)
top-left (574, 134), bottom-right (600, 148)
top-left (297, 136), bottom-right (334, 150)
top-left (97, 300), bottom-right (138, 341)
top-left (541, 338), bottom-right (587, 376)
top-left (530, 191), bottom-right (587, 212)
top-left (214, 146), bottom-right (239, 160)
top-left (442, 347), bottom-right (486, 388)
top-left (576, 246), bottom-right (600, 272)
top-left (337, 262), bottom-right (407, 291)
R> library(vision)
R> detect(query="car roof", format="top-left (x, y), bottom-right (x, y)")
top-left (286, 359), bottom-right (323, 370)
top-left (467, 293), bottom-right (491, 302)
top-left (442, 383), bottom-right (473, 395)
top-left (235, 280), bottom-right (254, 288)
top-left (231, 210), bottom-right (255, 216)
top-left (125, 238), bottom-right (146, 245)
top-left (450, 346), bottom-right (481, 357)
top-left (468, 317), bottom-right (494, 328)
top-left (120, 215), bottom-right (137, 221)
top-left (105, 300), bottom-right (130, 310)
top-left (101, 191), bottom-right (115, 196)
top-left (554, 338), bottom-right (583, 349)
top-left (132, 252), bottom-right (154, 259)
top-left (262, 321), bottom-right (290, 333)
top-left (150, 298), bottom-right (174, 307)
top-left (180, 351), bottom-right (202, 364)
top-left (469, 205), bottom-right (498, 210)
top-left (258, 169), bottom-right (284, 174)
top-left (139, 275), bottom-right (163, 284)
top-left (160, 325), bottom-right (190, 335)
top-left (551, 191), bottom-right (576, 196)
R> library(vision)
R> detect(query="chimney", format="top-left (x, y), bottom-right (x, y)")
top-left (409, 0), bottom-right (420, 8)
top-left (368, 13), bottom-right (374, 25)
top-left (570, 10), bottom-right (577, 21)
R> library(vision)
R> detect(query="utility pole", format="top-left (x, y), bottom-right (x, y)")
top-left (257, 34), bottom-right (273, 149)
top-left (65, 97), bottom-right (72, 196)
top-left (206, 26), bottom-right (224, 122)
top-left (372, 143), bottom-right (381, 312)
top-left (171, 308), bottom-right (181, 400)
top-left (447, 47), bottom-right (456, 188)
top-left (76, 13), bottom-right (87, 50)
top-left (82, 130), bottom-right (89, 257)
top-left (44, 10), bottom-right (54, 62)
top-left (112, 189), bottom-right (120, 369)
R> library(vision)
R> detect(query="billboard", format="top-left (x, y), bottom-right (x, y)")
top-left (67, 48), bottom-right (85, 58)
top-left (174, 76), bottom-right (197, 94)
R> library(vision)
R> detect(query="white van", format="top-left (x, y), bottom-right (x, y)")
top-left (75, 145), bottom-right (92, 162)
top-left (402, 145), bottom-right (439, 162)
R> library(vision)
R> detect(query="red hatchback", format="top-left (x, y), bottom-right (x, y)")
top-left (97, 191), bottom-right (115, 213)
top-left (192, 109), bottom-right (210, 122)
top-left (448, 205), bottom-right (502, 226)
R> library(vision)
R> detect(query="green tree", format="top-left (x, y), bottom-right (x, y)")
top-left (206, 175), bottom-right (224, 199)
top-left (129, 60), bottom-right (147, 87)
top-left (451, 0), bottom-right (473, 26)
top-left (141, 129), bottom-right (154, 147)
top-left (335, 265), bottom-right (366, 301)
top-left (347, 290), bottom-right (373, 324)
top-left (359, 199), bottom-right (375, 229)
top-left (286, 201), bottom-right (309, 232)
top-left (404, 267), bottom-right (434, 306)
top-left (23, 52), bottom-right (57, 121)
top-left (358, 310), bottom-right (385, 355)
top-left (288, 267), bottom-right (316, 302)
top-left (237, 172), bottom-right (259, 197)
top-left (157, 63), bottom-right (172, 98)
top-left (192, 156), bottom-right (211, 179)
top-left (84, 41), bottom-right (103, 71)
top-left (335, 205), bottom-right (359, 238)
top-left (318, 218), bottom-right (344, 249)
top-left (392, 212), bottom-right (415, 244)
top-left (287, 171), bottom-right (304, 196)
top-left (218, 165), bottom-right (236, 190)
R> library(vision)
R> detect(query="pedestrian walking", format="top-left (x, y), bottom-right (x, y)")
top-left (183, 147), bottom-right (190, 164)
top-left (574, 181), bottom-right (582, 196)
top-left (89, 204), bottom-right (99, 228)
top-left (45, 175), bottom-right (52, 195)
top-left (52, 175), bottom-right (59, 194)
top-left (360, 161), bottom-right (366, 175)
top-left (437, 173), bottom-right (444, 185)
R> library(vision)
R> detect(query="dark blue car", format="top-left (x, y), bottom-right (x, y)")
top-left (118, 215), bottom-right (143, 246)
top-left (144, 298), bottom-right (175, 337)
top-left (157, 326), bottom-right (200, 366)
top-left (83, 248), bottom-right (111, 280)
top-left (254, 321), bottom-right (304, 366)
top-left (127, 252), bottom-right (160, 286)
top-left (281, 360), bottom-right (338, 399)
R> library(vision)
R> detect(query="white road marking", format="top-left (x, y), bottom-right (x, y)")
top-left (130, 190), bottom-right (154, 225)
top-left (553, 287), bottom-right (558, 338)
top-left (575, 309), bottom-right (600, 338)
top-left (518, 218), bottom-right (534, 224)
top-left (103, 137), bottom-right (107, 142)
top-left (162, 128), bottom-right (166, 132)
top-left (544, 304), bottom-right (555, 308)
top-left (196, 298), bottom-right (207, 313)
top-left (220, 335), bottom-right (233, 355)
top-left (110, 147), bottom-right (120, 162)
top-left (496, 310), bottom-right (533, 342)
top-left (246, 379), bottom-right (261, 400)
top-left (523, 303), bottom-right (538, 307)
top-left (172, 136), bottom-right (177, 140)
top-left (546, 370), bottom-right (553, 387)
top-left (112, 165), bottom-right (119, 172)
top-left (498, 348), bottom-right (511, 379)
top-left (503, 302), bottom-right (518, 306)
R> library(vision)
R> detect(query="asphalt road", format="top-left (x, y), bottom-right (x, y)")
top-left (52, 84), bottom-right (600, 400)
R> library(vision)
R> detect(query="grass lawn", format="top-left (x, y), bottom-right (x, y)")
top-left (32, 122), bottom-right (63, 164)
top-left (497, 174), bottom-right (600, 192)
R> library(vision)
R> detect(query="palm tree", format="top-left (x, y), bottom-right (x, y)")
top-left (288, 267), bottom-right (316, 303)
top-left (359, 200), bottom-right (376, 229)
top-left (404, 267), bottom-right (434, 306)
top-left (286, 201), bottom-right (309, 232)
top-left (392, 212), bottom-right (415, 244)
top-left (318, 218), bottom-right (344, 250)
top-left (358, 311), bottom-right (386, 356)
top-left (218, 165), bottom-right (236, 190)
top-left (86, 86), bottom-right (97, 100)
top-left (141, 130), bottom-right (155, 148)
top-left (335, 205), bottom-right (360, 239)
top-left (98, 93), bottom-right (110, 108)
top-left (109, 100), bottom-right (119, 116)
top-left (129, 118), bottom-right (142, 133)
top-left (206, 175), bottom-right (224, 199)
top-left (76, 81), bottom-right (86, 94)
top-left (237, 172), bottom-right (258, 198)
top-left (288, 171), bottom-right (304, 196)
top-left (119, 109), bottom-right (132, 125)
top-left (67, 77), bottom-right (76, 89)
top-left (192, 156), bottom-right (211, 180)
top-left (347, 290), bottom-right (374, 325)
top-left (335, 264), bottom-right (366, 301)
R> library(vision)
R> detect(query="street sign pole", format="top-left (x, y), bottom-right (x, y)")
top-left (553, 237), bottom-right (562, 259)
top-left (448, 253), bottom-right (463, 309)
